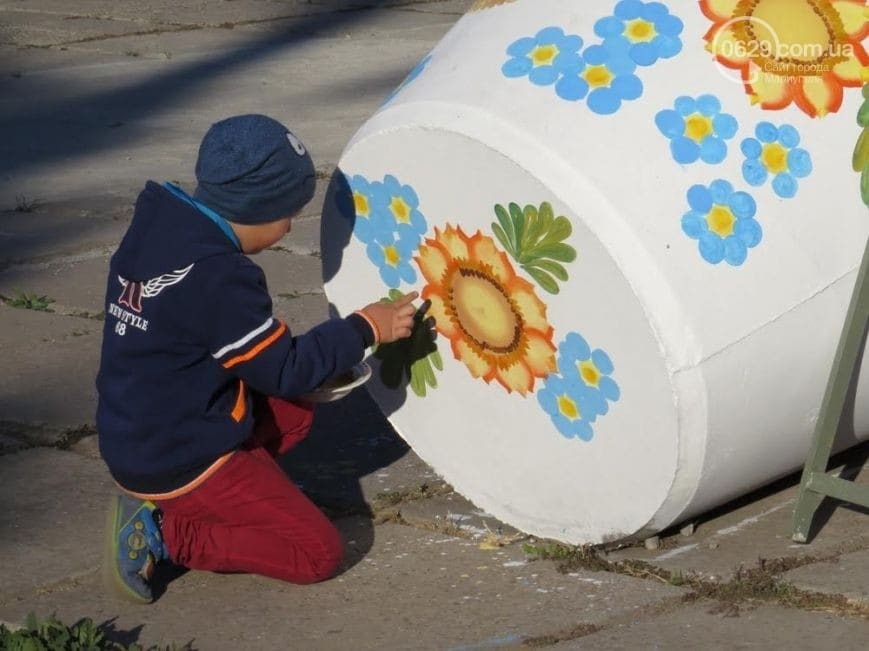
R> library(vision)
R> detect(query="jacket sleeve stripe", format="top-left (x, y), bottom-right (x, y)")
top-left (213, 317), bottom-right (274, 360)
top-left (222, 322), bottom-right (287, 369)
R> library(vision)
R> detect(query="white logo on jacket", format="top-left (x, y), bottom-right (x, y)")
top-left (111, 264), bottom-right (193, 336)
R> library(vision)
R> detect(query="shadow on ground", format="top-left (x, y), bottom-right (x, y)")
top-left (279, 387), bottom-right (409, 568)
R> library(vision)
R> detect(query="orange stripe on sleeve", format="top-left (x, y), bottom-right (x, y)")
top-left (222, 322), bottom-right (287, 369)
top-left (354, 310), bottom-right (381, 344)
top-left (231, 380), bottom-right (246, 422)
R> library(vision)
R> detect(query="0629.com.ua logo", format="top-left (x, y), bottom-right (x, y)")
top-left (712, 15), bottom-right (854, 82)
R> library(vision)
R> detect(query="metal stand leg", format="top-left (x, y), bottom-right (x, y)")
top-left (792, 236), bottom-right (869, 543)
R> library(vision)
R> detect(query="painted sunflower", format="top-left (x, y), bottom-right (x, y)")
top-left (701, 0), bottom-right (869, 118)
top-left (415, 225), bottom-right (557, 395)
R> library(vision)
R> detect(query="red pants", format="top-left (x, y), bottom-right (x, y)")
top-left (156, 397), bottom-right (343, 584)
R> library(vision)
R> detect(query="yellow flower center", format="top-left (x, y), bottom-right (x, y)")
top-left (383, 245), bottom-right (400, 267)
top-left (530, 44), bottom-right (559, 67)
top-left (557, 394), bottom-right (580, 421)
top-left (390, 196), bottom-right (411, 223)
top-left (684, 113), bottom-right (714, 143)
top-left (578, 360), bottom-right (601, 387)
top-left (625, 18), bottom-right (657, 43)
top-left (762, 142), bottom-right (789, 173)
top-left (353, 191), bottom-right (370, 217)
top-left (706, 205), bottom-right (736, 238)
top-left (583, 65), bottom-right (614, 89)
top-left (450, 267), bottom-right (521, 353)
top-left (734, 0), bottom-right (848, 75)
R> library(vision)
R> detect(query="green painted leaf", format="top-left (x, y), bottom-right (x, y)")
top-left (528, 258), bottom-right (568, 281)
top-left (409, 365), bottom-right (425, 396)
top-left (521, 203), bottom-right (542, 250)
top-left (524, 242), bottom-right (576, 263)
top-left (524, 266), bottom-right (559, 294)
top-left (538, 202), bottom-right (554, 237)
top-left (854, 129), bottom-right (869, 172)
top-left (862, 166), bottom-right (869, 207)
top-left (859, 100), bottom-right (869, 128)
top-left (421, 357), bottom-right (437, 388)
top-left (864, 83), bottom-right (869, 100)
top-left (509, 202), bottom-right (526, 249)
top-left (491, 222), bottom-right (513, 256)
top-left (431, 349), bottom-right (443, 371)
top-left (494, 203), bottom-right (515, 249)
top-left (538, 216), bottom-right (572, 247)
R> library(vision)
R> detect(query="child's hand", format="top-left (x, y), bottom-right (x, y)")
top-left (360, 291), bottom-right (420, 344)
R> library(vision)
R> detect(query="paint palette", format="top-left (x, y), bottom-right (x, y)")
top-left (301, 362), bottom-right (372, 402)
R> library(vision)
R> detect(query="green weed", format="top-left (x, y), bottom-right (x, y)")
top-left (4, 293), bottom-right (55, 312)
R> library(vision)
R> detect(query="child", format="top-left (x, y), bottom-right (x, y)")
top-left (96, 113), bottom-right (419, 603)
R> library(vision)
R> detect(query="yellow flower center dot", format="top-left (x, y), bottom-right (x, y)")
top-left (557, 394), bottom-right (580, 421)
top-left (684, 113), bottom-right (714, 143)
top-left (353, 191), bottom-right (370, 217)
top-left (583, 65), bottom-right (614, 89)
top-left (625, 18), bottom-right (657, 43)
top-left (748, 0), bottom-right (837, 64)
top-left (707, 205), bottom-right (736, 238)
top-left (450, 268), bottom-right (521, 353)
top-left (530, 44), bottom-right (559, 67)
top-left (383, 245), bottom-right (400, 267)
top-left (762, 142), bottom-right (789, 174)
top-left (390, 196), bottom-right (411, 223)
top-left (578, 360), bottom-right (601, 387)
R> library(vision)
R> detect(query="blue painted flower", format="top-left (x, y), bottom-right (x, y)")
top-left (502, 26), bottom-right (584, 87)
top-left (381, 174), bottom-right (428, 242)
top-left (383, 54), bottom-right (432, 105)
top-left (537, 373), bottom-right (596, 441)
top-left (537, 332), bottom-right (621, 442)
top-left (557, 332), bottom-right (620, 417)
top-left (655, 94), bottom-right (738, 165)
top-left (741, 122), bottom-right (813, 199)
top-left (348, 175), bottom-right (392, 245)
top-left (593, 0), bottom-right (684, 66)
top-left (562, 37), bottom-right (642, 115)
top-left (366, 229), bottom-right (419, 288)
top-left (681, 180), bottom-right (762, 266)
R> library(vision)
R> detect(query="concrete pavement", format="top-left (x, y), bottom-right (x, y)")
top-left (1, 1), bottom-right (867, 648)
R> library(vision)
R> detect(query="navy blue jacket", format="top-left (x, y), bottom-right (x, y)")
top-left (96, 181), bottom-right (372, 494)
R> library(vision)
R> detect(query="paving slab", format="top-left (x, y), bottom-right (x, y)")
top-left (400, 492), bottom-right (524, 543)
top-left (607, 452), bottom-right (869, 581)
top-left (0, 447), bottom-right (115, 602)
top-left (554, 602), bottom-right (869, 650)
top-left (0, 195), bottom-right (131, 268)
top-left (782, 549), bottom-right (869, 606)
top-left (0, 252), bottom-right (111, 317)
top-left (0, 3), bottom-right (466, 206)
top-left (0, 302), bottom-right (100, 432)
top-left (0, 11), bottom-right (150, 47)
top-left (0, 520), bottom-right (687, 650)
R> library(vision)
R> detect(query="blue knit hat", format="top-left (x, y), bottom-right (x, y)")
top-left (193, 114), bottom-right (316, 224)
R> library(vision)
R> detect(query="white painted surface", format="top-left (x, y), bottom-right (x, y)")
top-left (322, 0), bottom-right (869, 542)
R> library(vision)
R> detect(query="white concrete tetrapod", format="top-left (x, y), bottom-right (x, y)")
top-left (321, 0), bottom-right (869, 543)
